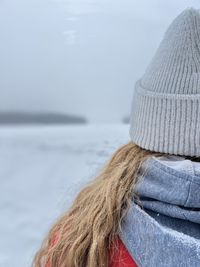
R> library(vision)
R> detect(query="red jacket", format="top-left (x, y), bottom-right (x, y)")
top-left (46, 235), bottom-right (137, 267)
top-left (109, 237), bottom-right (138, 267)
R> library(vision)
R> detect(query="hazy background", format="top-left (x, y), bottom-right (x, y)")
top-left (0, 0), bottom-right (199, 123)
top-left (1, 1), bottom-right (200, 267)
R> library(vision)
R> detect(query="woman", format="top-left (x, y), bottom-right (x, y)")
top-left (33, 8), bottom-right (200, 267)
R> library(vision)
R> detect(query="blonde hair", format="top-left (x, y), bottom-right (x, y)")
top-left (32, 141), bottom-right (161, 267)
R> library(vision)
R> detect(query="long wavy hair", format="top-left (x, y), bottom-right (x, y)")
top-left (32, 141), bottom-right (162, 267)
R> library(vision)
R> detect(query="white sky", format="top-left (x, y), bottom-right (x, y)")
top-left (0, 0), bottom-right (199, 122)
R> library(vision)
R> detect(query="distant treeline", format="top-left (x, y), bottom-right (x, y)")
top-left (0, 112), bottom-right (87, 124)
top-left (122, 116), bottom-right (130, 124)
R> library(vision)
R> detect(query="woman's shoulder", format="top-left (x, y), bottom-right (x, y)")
top-left (109, 237), bottom-right (138, 267)
top-left (45, 233), bottom-right (138, 267)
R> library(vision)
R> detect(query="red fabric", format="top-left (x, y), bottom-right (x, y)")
top-left (45, 234), bottom-right (137, 267)
top-left (109, 238), bottom-right (138, 267)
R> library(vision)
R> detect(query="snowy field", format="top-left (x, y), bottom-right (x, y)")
top-left (0, 124), bottom-right (129, 267)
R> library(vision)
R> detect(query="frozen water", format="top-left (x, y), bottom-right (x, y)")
top-left (0, 124), bottom-right (129, 267)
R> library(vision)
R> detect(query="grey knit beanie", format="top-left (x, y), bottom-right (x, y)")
top-left (130, 8), bottom-right (200, 157)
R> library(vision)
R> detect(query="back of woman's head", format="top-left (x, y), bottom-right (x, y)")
top-left (33, 8), bottom-right (200, 267)
top-left (32, 142), bottom-right (161, 267)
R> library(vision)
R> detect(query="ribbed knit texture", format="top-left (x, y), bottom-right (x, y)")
top-left (130, 8), bottom-right (200, 156)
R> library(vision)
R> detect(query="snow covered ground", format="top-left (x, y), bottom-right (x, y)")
top-left (0, 124), bottom-right (129, 267)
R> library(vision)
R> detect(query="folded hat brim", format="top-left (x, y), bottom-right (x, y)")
top-left (129, 80), bottom-right (200, 157)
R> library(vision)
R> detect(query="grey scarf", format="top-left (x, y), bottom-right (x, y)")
top-left (119, 156), bottom-right (200, 267)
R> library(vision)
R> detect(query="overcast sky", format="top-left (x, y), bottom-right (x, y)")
top-left (0, 0), bottom-right (199, 122)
